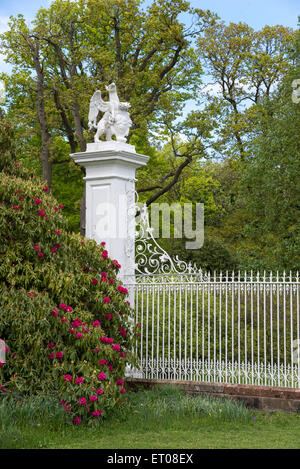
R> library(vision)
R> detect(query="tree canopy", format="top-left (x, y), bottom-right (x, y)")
top-left (0, 1), bottom-right (298, 271)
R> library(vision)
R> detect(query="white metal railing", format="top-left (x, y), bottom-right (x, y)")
top-left (125, 271), bottom-right (300, 388)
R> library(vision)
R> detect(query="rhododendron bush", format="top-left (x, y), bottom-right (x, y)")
top-left (0, 120), bottom-right (137, 424)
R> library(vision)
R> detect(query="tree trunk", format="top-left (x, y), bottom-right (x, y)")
top-left (33, 40), bottom-right (52, 187)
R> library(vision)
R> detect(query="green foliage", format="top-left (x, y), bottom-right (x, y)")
top-left (238, 70), bottom-right (300, 270)
top-left (0, 118), bottom-right (137, 423)
top-left (0, 0), bottom-right (201, 190)
top-left (161, 236), bottom-right (238, 272)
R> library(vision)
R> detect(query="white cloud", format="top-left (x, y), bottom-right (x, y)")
top-left (0, 16), bottom-right (10, 73)
top-left (0, 15), bottom-right (9, 35)
top-left (200, 82), bottom-right (222, 97)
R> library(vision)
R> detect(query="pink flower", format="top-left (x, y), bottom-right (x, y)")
top-left (19, 196), bottom-right (24, 201)
top-left (100, 337), bottom-right (114, 344)
top-left (43, 186), bottom-right (49, 192)
top-left (103, 297), bottom-right (111, 304)
top-left (55, 230), bottom-right (61, 235)
top-left (34, 246), bottom-right (40, 251)
top-left (97, 373), bottom-right (106, 381)
top-left (105, 313), bottom-right (112, 320)
top-left (64, 404), bottom-right (72, 413)
top-left (101, 242), bottom-right (106, 246)
top-left (89, 395), bottom-right (98, 402)
top-left (65, 306), bottom-right (73, 312)
top-left (92, 278), bottom-right (98, 285)
top-left (55, 243), bottom-right (61, 249)
top-left (91, 410), bottom-right (102, 418)
top-left (112, 344), bottom-right (120, 352)
top-left (120, 352), bottom-right (126, 358)
top-left (59, 303), bottom-right (67, 310)
top-left (109, 278), bottom-right (114, 284)
top-left (64, 374), bottom-right (72, 382)
top-left (37, 209), bottom-right (46, 217)
top-left (69, 328), bottom-right (76, 334)
top-left (96, 388), bottom-right (104, 395)
top-left (48, 353), bottom-right (55, 359)
top-left (59, 204), bottom-right (64, 209)
top-left (28, 292), bottom-right (36, 297)
top-left (13, 205), bottom-right (20, 210)
top-left (0, 361), bottom-right (4, 368)
top-left (78, 397), bottom-right (87, 406)
top-left (47, 342), bottom-right (55, 349)
top-left (73, 417), bottom-right (81, 425)
top-left (54, 206), bottom-right (59, 212)
top-left (60, 317), bottom-right (68, 323)
top-left (55, 352), bottom-right (63, 359)
top-left (71, 319), bottom-right (82, 329)
top-left (38, 252), bottom-right (44, 258)
top-left (76, 332), bottom-right (83, 339)
top-left (102, 250), bottom-right (108, 259)
top-left (75, 377), bottom-right (84, 384)
top-left (51, 247), bottom-right (57, 253)
top-left (99, 359), bottom-right (107, 365)
top-left (51, 308), bottom-right (58, 317)
top-left (112, 260), bottom-right (121, 270)
top-left (93, 320), bottom-right (101, 327)
top-left (120, 388), bottom-right (126, 394)
top-left (60, 400), bottom-right (67, 406)
top-left (34, 198), bottom-right (42, 205)
top-left (116, 379), bottom-right (124, 386)
top-left (117, 286), bottom-right (128, 294)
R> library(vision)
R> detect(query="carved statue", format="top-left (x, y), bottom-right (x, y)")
top-left (88, 83), bottom-right (132, 143)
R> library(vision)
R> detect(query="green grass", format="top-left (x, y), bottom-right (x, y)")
top-left (1, 386), bottom-right (300, 449)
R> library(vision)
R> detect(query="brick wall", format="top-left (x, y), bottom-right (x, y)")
top-left (125, 378), bottom-right (300, 413)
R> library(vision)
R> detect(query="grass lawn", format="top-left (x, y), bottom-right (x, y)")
top-left (1, 386), bottom-right (300, 449)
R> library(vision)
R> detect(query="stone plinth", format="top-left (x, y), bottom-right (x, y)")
top-left (71, 141), bottom-right (149, 282)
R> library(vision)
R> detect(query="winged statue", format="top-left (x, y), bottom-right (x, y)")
top-left (88, 83), bottom-right (132, 143)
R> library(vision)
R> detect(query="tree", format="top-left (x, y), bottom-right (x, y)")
top-left (237, 58), bottom-right (300, 270)
top-left (0, 0), bottom-right (201, 233)
top-left (194, 10), bottom-right (295, 161)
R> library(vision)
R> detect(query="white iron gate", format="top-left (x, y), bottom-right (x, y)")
top-left (123, 203), bottom-right (300, 388)
top-left (126, 271), bottom-right (300, 388)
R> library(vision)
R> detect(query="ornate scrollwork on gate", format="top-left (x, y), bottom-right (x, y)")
top-left (133, 200), bottom-right (207, 280)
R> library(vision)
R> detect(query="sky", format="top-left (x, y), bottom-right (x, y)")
top-left (0, 0), bottom-right (299, 31)
top-left (0, 0), bottom-right (298, 82)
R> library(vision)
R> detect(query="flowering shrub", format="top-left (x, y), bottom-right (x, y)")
top-left (0, 119), bottom-right (136, 423)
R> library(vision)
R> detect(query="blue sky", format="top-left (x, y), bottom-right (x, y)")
top-left (0, 0), bottom-right (299, 30)
top-left (0, 0), bottom-right (298, 75)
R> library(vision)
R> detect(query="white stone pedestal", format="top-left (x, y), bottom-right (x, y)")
top-left (71, 141), bottom-right (149, 285)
